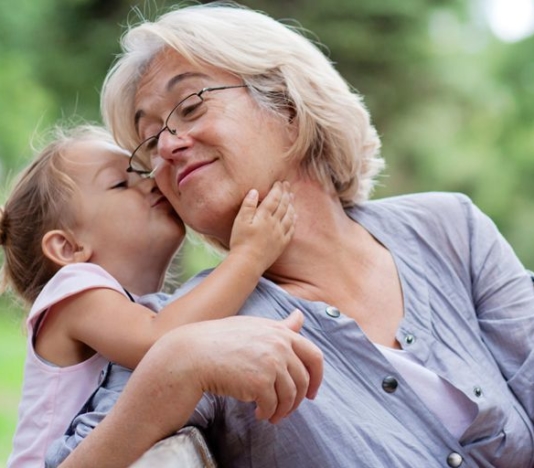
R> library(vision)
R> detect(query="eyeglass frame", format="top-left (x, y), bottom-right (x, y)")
top-left (127, 84), bottom-right (249, 176)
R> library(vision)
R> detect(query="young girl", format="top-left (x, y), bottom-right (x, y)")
top-left (1, 125), bottom-right (295, 467)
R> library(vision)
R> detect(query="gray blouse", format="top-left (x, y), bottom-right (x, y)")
top-left (46, 192), bottom-right (534, 468)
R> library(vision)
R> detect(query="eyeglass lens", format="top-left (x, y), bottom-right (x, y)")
top-left (129, 93), bottom-right (205, 173)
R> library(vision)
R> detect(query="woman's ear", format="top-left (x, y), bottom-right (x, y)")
top-left (42, 230), bottom-right (92, 266)
top-left (284, 101), bottom-right (298, 143)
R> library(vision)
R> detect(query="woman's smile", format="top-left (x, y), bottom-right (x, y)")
top-left (176, 158), bottom-right (216, 188)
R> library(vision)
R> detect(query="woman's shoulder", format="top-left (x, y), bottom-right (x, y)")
top-left (369, 191), bottom-right (473, 214)
top-left (354, 192), bottom-right (482, 250)
top-left (361, 192), bottom-right (475, 228)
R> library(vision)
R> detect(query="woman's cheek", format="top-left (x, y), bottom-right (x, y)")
top-left (155, 169), bottom-right (176, 202)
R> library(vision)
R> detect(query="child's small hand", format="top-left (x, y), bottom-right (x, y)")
top-left (229, 181), bottom-right (296, 271)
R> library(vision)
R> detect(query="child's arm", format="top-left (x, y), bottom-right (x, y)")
top-left (159, 180), bottom-right (295, 324)
top-left (57, 311), bottom-right (323, 468)
top-left (36, 181), bottom-right (295, 370)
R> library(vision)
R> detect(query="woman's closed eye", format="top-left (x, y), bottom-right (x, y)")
top-left (180, 100), bottom-right (203, 119)
top-left (145, 137), bottom-right (159, 151)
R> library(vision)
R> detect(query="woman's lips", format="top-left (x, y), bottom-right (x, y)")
top-left (177, 160), bottom-right (213, 187)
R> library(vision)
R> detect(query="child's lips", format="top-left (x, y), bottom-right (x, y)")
top-left (151, 195), bottom-right (168, 207)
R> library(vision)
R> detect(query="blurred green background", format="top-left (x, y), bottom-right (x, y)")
top-left (1, 0), bottom-right (533, 464)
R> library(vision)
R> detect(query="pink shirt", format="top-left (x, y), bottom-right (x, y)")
top-left (8, 263), bottom-right (128, 468)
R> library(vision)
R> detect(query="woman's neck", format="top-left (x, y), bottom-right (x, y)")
top-left (264, 179), bottom-right (404, 349)
top-left (264, 178), bottom-right (373, 302)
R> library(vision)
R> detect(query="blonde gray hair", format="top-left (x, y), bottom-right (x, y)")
top-left (102, 1), bottom-right (384, 207)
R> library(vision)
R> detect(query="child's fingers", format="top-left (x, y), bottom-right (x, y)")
top-left (264, 181), bottom-right (292, 220)
top-left (280, 202), bottom-right (297, 236)
top-left (259, 181), bottom-right (284, 216)
top-left (234, 189), bottom-right (260, 225)
top-left (272, 183), bottom-right (293, 221)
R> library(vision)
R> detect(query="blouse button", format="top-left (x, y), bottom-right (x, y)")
top-left (473, 386), bottom-right (482, 398)
top-left (382, 376), bottom-right (398, 393)
top-left (447, 452), bottom-right (463, 467)
top-left (404, 334), bottom-right (415, 345)
top-left (325, 306), bottom-right (341, 318)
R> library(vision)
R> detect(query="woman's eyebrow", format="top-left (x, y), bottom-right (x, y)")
top-left (165, 72), bottom-right (208, 92)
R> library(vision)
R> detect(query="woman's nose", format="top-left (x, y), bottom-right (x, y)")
top-left (157, 128), bottom-right (192, 162)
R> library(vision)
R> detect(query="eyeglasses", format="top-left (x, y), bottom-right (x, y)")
top-left (128, 84), bottom-right (249, 176)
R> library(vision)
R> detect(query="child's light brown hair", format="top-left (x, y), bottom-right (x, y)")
top-left (0, 125), bottom-right (116, 305)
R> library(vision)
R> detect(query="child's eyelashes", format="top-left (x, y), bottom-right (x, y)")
top-left (110, 180), bottom-right (128, 189)
top-left (109, 170), bottom-right (147, 189)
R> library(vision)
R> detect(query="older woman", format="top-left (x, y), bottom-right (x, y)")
top-left (58, 3), bottom-right (534, 467)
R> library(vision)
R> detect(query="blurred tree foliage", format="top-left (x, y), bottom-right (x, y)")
top-left (1, 0), bottom-right (533, 270)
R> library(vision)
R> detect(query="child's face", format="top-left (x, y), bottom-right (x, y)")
top-left (64, 140), bottom-right (185, 290)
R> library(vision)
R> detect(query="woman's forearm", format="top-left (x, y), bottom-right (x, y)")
top-left (60, 313), bottom-right (323, 467)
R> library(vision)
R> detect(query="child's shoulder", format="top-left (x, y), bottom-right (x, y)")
top-left (30, 263), bottom-right (126, 322)
top-left (46, 263), bottom-right (123, 294)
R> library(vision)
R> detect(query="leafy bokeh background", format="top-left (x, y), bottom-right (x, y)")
top-left (1, 0), bottom-right (533, 464)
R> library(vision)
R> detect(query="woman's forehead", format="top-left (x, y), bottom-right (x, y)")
top-left (136, 51), bottom-right (194, 98)
top-left (133, 50), bottom-right (237, 131)
top-left (134, 49), bottom-right (235, 104)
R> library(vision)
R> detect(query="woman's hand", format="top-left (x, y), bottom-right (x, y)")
top-left (59, 310), bottom-right (323, 467)
top-left (188, 309), bottom-right (323, 423)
